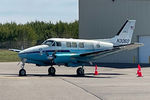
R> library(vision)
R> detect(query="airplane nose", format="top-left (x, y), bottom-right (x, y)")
top-left (18, 50), bottom-right (26, 58)
top-left (18, 45), bottom-right (48, 59)
top-left (19, 50), bottom-right (25, 54)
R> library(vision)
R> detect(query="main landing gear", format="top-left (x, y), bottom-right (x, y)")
top-left (48, 65), bottom-right (84, 76)
top-left (48, 67), bottom-right (56, 76)
top-left (76, 66), bottom-right (84, 76)
top-left (48, 66), bottom-right (56, 76)
top-left (19, 63), bottom-right (26, 76)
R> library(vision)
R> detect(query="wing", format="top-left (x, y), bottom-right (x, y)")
top-left (78, 43), bottom-right (143, 61)
top-left (9, 49), bottom-right (21, 53)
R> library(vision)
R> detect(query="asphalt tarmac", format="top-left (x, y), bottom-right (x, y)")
top-left (0, 62), bottom-right (150, 100)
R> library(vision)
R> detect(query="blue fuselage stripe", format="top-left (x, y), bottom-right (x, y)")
top-left (20, 50), bottom-right (70, 54)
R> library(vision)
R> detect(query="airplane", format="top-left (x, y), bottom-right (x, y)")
top-left (9, 20), bottom-right (143, 76)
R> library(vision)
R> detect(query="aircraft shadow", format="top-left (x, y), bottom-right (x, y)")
top-left (86, 72), bottom-right (125, 75)
top-left (31, 74), bottom-right (112, 78)
top-left (0, 72), bottom-right (125, 79)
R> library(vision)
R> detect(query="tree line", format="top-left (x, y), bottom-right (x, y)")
top-left (0, 21), bottom-right (79, 49)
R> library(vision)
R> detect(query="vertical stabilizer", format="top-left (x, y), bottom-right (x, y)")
top-left (110, 20), bottom-right (136, 46)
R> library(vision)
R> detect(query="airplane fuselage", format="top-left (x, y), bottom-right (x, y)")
top-left (19, 38), bottom-right (113, 66)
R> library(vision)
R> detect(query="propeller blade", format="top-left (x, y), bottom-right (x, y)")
top-left (17, 62), bottom-right (21, 66)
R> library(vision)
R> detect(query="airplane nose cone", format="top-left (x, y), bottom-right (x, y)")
top-left (18, 45), bottom-right (49, 59)
top-left (18, 50), bottom-right (26, 58)
top-left (19, 50), bottom-right (25, 54)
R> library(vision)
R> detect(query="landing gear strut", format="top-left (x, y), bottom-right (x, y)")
top-left (48, 67), bottom-right (56, 76)
top-left (76, 66), bottom-right (84, 76)
top-left (19, 62), bottom-right (26, 76)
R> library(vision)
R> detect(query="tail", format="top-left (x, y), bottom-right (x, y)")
top-left (110, 20), bottom-right (136, 46)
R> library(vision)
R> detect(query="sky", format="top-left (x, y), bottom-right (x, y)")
top-left (0, 0), bottom-right (78, 24)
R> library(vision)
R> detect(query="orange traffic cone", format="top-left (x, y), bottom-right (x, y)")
top-left (138, 70), bottom-right (142, 77)
top-left (137, 64), bottom-right (143, 77)
top-left (138, 64), bottom-right (141, 71)
top-left (137, 69), bottom-right (140, 75)
top-left (94, 65), bottom-right (99, 75)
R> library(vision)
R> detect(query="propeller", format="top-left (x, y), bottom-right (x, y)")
top-left (17, 61), bottom-right (21, 66)
top-left (89, 61), bottom-right (93, 66)
top-left (39, 48), bottom-right (43, 55)
top-left (45, 50), bottom-right (57, 66)
top-left (17, 58), bottom-right (27, 67)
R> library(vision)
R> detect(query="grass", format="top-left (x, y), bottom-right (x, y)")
top-left (0, 49), bottom-right (20, 62)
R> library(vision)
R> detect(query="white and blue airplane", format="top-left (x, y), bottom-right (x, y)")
top-left (10, 20), bottom-right (143, 76)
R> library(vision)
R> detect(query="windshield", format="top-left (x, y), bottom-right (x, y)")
top-left (42, 40), bottom-right (55, 46)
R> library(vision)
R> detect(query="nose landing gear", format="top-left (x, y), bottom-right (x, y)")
top-left (19, 62), bottom-right (26, 76)
top-left (19, 69), bottom-right (26, 76)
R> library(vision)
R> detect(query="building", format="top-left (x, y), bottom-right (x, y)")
top-left (79, 0), bottom-right (150, 64)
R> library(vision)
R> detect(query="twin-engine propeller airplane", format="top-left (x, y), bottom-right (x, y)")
top-left (10, 20), bottom-right (143, 76)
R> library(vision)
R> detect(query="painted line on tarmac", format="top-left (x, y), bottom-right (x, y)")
top-left (0, 76), bottom-right (27, 79)
top-left (60, 78), bottom-right (104, 100)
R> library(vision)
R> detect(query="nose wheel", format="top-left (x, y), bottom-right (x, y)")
top-left (19, 60), bottom-right (26, 76)
top-left (48, 67), bottom-right (56, 76)
top-left (77, 67), bottom-right (84, 76)
top-left (19, 69), bottom-right (26, 76)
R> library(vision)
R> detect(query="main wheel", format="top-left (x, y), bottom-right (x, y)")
top-left (77, 67), bottom-right (84, 76)
top-left (19, 69), bottom-right (26, 76)
top-left (48, 67), bottom-right (56, 76)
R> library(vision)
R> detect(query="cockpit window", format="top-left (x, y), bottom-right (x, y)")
top-left (56, 42), bottom-right (61, 46)
top-left (42, 40), bottom-right (55, 46)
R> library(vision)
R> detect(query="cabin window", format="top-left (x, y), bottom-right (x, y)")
top-left (72, 42), bottom-right (77, 48)
top-left (79, 42), bottom-right (84, 48)
top-left (88, 43), bottom-right (94, 49)
top-left (56, 42), bottom-right (61, 46)
top-left (96, 44), bottom-right (100, 48)
top-left (66, 42), bottom-right (71, 47)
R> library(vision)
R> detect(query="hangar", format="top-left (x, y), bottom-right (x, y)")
top-left (79, 0), bottom-right (150, 64)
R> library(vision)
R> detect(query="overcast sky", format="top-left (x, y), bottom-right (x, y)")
top-left (0, 0), bottom-right (78, 24)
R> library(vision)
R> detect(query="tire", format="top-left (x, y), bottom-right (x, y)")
top-left (77, 67), bottom-right (84, 76)
top-left (48, 67), bottom-right (56, 76)
top-left (19, 69), bottom-right (26, 76)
